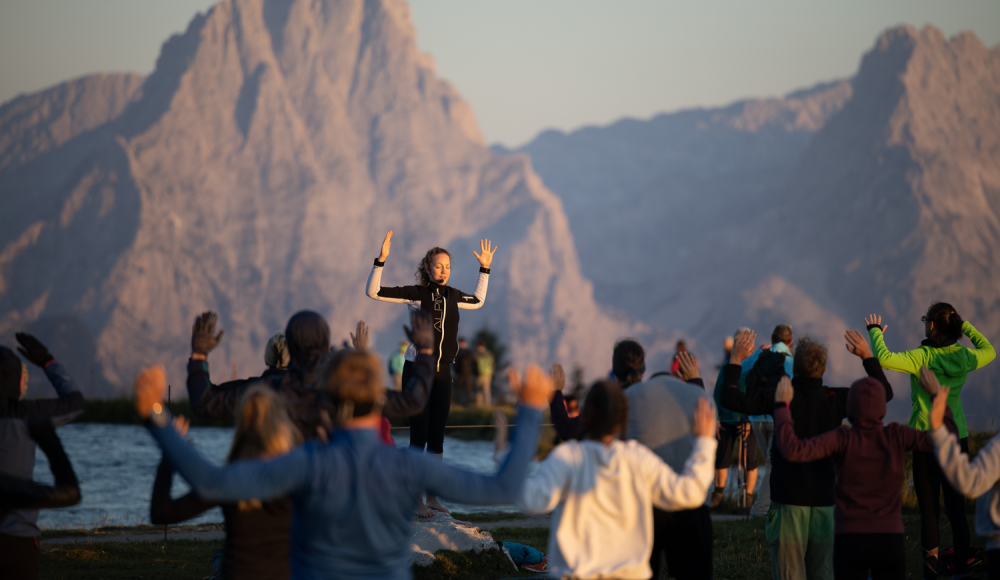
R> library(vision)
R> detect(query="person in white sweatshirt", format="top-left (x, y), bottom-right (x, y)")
top-left (923, 367), bottom-right (1000, 580)
top-left (514, 377), bottom-right (717, 580)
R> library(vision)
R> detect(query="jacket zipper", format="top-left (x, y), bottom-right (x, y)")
top-left (437, 290), bottom-right (446, 372)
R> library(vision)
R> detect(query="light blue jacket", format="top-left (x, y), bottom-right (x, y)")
top-left (148, 405), bottom-right (542, 580)
top-left (740, 342), bottom-right (794, 422)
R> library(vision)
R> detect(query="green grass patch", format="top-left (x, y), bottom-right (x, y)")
top-left (450, 511), bottom-right (531, 523)
top-left (39, 514), bottom-right (990, 579)
top-left (41, 539), bottom-right (221, 580)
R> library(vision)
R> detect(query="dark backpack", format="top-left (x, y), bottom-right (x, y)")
top-left (745, 349), bottom-right (789, 393)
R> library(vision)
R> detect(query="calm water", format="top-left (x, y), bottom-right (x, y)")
top-left (34, 422), bottom-right (520, 530)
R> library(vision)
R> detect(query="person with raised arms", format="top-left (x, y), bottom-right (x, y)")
top-left (365, 230), bottom-right (496, 516)
top-left (135, 311), bottom-right (547, 580)
top-left (866, 302), bottom-right (994, 578)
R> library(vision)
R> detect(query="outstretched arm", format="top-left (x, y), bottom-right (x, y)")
top-left (457, 239), bottom-right (496, 310)
top-left (962, 321), bottom-right (996, 370)
top-left (150, 457), bottom-right (216, 525)
top-left (773, 406), bottom-right (846, 462)
top-left (383, 312), bottom-right (435, 418)
top-left (931, 428), bottom-right (1000, 498)
top-left (865, 315), bottom-right (926, 374)
top-left (0, 418), bottom-right (81, 511)
top-left (14, 333), bottom-right (85, 426)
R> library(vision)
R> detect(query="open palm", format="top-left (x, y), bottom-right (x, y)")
top-left (473, 239), bottom-right (497, 269)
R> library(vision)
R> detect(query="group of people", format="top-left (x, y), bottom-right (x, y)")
top-left (0, 230), bottom-right (998, 580)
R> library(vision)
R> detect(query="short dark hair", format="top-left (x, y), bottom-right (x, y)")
top-left (458, 337), bottom-right (467, 344)
top-left (580, 380), bottom-right (628, 441)
top-left (926, 302), bottom-right (963, 340)
top-left (793, 337), bottom-right (827, 379)
top-left (612, 339), bottom-right (645, 387)
top-left (772, 324), bottom-right (793, 345)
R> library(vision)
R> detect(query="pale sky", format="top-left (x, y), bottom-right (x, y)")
top-left (1, 0), bottom-right (998, 147)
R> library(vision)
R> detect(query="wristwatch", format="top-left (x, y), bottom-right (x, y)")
top-left (149, 403), bottom-right (171, 428)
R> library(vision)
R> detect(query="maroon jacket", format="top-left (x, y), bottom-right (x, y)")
top-left (774, 377), bottom-right (952, 534)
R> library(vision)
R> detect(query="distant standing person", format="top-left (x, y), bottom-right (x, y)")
top-left (740, 323), bottom-right (795, 518)
top-left (366, 230), bottom-right (496, 517)
top-left (866, 302), bottom-right (995, 578)
top-left (453, 338), bottom-right (477, 405)
top-left (475, 340), bottom-right (495, 406)
top-left (389, 341), bottom-right (407, 391)
top-left (711, 329), bottom-right (759, 510)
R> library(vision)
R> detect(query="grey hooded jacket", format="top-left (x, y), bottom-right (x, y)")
top-left (931, 426), bottom-right (1000, 549)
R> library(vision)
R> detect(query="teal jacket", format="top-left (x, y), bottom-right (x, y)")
top-left (869, 321), bottom-right (994, 438)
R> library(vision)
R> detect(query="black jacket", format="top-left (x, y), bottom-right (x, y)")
top-left (151, 458), bottom-right (291, 580)
top-left (366, 260), bottom-right (490, 371)
top-left (720, 357), bottom-right (893, 506)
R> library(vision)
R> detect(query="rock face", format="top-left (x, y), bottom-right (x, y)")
top-left (517, 26), bottom-right (1000, 427)
top-left (0, 0), bottom-right (632, 396)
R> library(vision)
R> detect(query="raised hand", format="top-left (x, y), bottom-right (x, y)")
top-left (775, 376), bottom-right (794, 404)
top-left (676, 351), bottom-right (700, 381)
top-left (15, 333), bottom-right (54, 368)
top-left (691, 398), bottom-right (716, 438)
top-left (378, 231), bottom-right (393, 262)
top-left (513, 365), bottom-right (553, 410)
top-left (864, 314), bottom-right (887, 334)
top-left (172, 415), bottom-right (190, 438)
top-left (403, 311), bottom-right (434, 353)
top-left (134, 364), bottom-right (168, 419)
top-left (918, 366), bottom-right (941, 396)
top-left (844, 329), bottom-right (873, 359)
top-left (729, 329), bottom-right (757, 366)
top-left (191, 312), bottom-right (224, 356)
top-left (550, 363), bottom-right (566, 392)
top-left (929, 386), bottom-right (950, 430)
top-left (473, 239), bottom-right (498, 269)
top-left (351, 320), bottom-right (369, 352)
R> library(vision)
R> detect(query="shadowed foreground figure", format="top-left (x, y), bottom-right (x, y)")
top-left (0, 335), bottom-right (86, 580)
top-left (186, 310), bottom-right (435, 439)
top-left (137, 315), bottom-right (548, 580)
top-left (774, 367), bottom-right (956, 580)
top-left (720, 329), bottom-right (893, 580)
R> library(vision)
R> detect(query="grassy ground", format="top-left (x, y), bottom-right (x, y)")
top-left (39, 515), bottom-right (989, 579)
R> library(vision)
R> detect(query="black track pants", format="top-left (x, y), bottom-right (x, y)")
top-left (406, 361), bottom-right (452, 455)
top-left (988, 548), bottom-right (999, 580)
top-left (833, 533), bottom-right (905, 580)
top-left (912, 438), bottom-right (971, 578)
top-left (650, 505), bottom-right (712, 580)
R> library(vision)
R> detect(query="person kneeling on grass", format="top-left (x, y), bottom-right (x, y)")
top-left (135, 311), bottom-right (548, 580)
top-left (925, 369), bottom-right (1000, 580)
top-left (774, 366), bottom-right (956, 579)
top-left (513, 377), bottom-right (717, 580)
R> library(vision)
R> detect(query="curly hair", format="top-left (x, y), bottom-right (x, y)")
top-left (415, 247), bottom-right (452, 286)
top-left (793, 337), bottom-right (828, 379)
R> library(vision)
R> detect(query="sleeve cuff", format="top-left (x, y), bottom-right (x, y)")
top-left (44, 359), bottom-right (58, 369)
top-left (867, 324), bottom-right (883, 332)
top-left (374, 258), bottom-right (385, 267)
top-left (479, 267), bottom-right (490, 274)
top-left (929, 425), bottom-right (951, 447)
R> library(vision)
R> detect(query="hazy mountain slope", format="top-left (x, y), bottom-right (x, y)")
top-left (0, 0), bottom-right (635, 396)
top-left (517, 26), bottom-right (1000, 427)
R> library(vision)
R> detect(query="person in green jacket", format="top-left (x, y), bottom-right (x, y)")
top-left (866, 302), bottom-right (995, 579)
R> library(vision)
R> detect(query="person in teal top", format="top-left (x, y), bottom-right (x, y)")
top-left (865, 302), bottom-right (995, 579)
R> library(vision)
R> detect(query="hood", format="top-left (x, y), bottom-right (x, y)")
top-left (0, 346), bottom-right (23, 399)
top-left (919, 341), bottom-right (972, 378)
top-left (284, 311), bottom-right (330, 380)
top-left (846, 377), bottom-right (886, 428)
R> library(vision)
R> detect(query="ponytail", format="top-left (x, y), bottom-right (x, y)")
top-left (926, 302), bottom-right (963, 340)
top-left (612, 338), bottom-right (646, 387)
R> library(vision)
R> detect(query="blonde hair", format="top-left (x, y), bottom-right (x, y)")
top-left (263, 333), bottom-right (290, 369)
top-left (227, 385), bottom-right (303, 510)
top-left (319, 350), bottom-right (385, 423)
